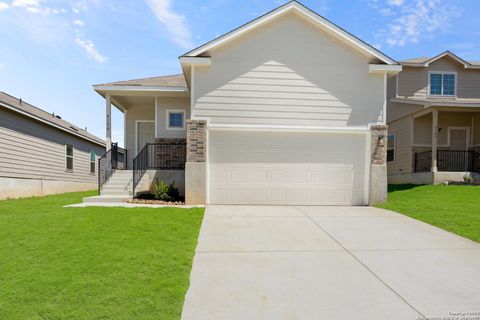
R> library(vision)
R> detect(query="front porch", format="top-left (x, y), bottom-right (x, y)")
top-left (412, 108), bottom-right (480, 174)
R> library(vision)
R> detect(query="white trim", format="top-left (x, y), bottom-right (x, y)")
top-left (382, 73), bottom-right (387, 124)
top-left (166, 109), bottom-right (186, 130)
top-left (206, 128), bottom-right (210, 205)
top-left (190, 65), bottom-right (195, 118)
top-left (391, 97), bottom-right (480, 108)
top-left (447, 127), bottom-right (470, 150)
top-left (387, 132), bottom-right (396, 163)
top-left (135, 120), bottom-right (155, 155)
top-left (472, 116), bottom-right (475, 146)
top-left (183, 2), bottom-right (397, 65)
top-left (207, 123), bottom-right (369, 133)
top-left (364, 129), bottom-right (371, 206)
top-left (368, 64), bottom-right (402, 74)
top-left (154, 97), bottom-right (158, 138)
top-left (0, 101), bottom-right (104, 147)
top-left (424, 51), bottom-right (469, 68)
top-left (179, 57), bottom-right (211, 66)
top-left (123, 109), bottom-right (127, 152)
top-left (65, 143), bottom-right (74, 172)
top-left (395, 74), bottom-right (399, 98)
top-left (427, 71), bottom-right (457, 98)
top-left (94, 85), bottom-right (189, 93)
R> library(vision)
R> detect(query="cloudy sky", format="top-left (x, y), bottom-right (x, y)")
top-left (0, 0), bottom-right (479, 146)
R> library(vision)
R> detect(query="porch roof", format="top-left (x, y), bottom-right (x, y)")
top-left (391, 97), bottom-right (480, 108)
top-left (93, 74), bottom-right (190, 112)
top-left (95, 74), bottom-right (188, 88)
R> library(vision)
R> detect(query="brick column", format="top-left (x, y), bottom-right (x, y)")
top-left (185, 120), bottom-right (207, 204)
top-left (369, 124), bottom-right (388, 205)
top-left (370, 125), bottom-right (388, 165)
top-left (186, 120), bottom-right (206, 162)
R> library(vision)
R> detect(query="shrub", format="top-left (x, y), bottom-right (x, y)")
top-left (153, 181), bottom-right (172, 201)
top-left (168, 181), bottom-right (180, 200)
top-left (152, 180), bottom-right (181, 201)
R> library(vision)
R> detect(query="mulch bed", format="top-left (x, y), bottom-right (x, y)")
top-left (447, 181), bottom-right (480, 186)
top-left (127, 199), bottom-right (185, 205)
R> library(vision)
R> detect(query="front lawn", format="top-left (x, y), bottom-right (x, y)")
top-left (375, 184), bottom-right (480, 243)
top-left (0, 191), bottom-right (204, 320)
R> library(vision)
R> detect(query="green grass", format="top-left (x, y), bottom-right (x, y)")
top-left (0, 191), bottom-right (204, 320)
top-left (375, 184), bottom-right (480, 243)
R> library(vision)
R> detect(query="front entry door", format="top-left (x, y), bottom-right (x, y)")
top-left (137, 121), bottom-right (155, 154)
top-left (450, 129), bottom-right (468, 150)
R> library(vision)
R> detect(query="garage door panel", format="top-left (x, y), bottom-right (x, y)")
top-left (208, 130), bottom-right (367, 205)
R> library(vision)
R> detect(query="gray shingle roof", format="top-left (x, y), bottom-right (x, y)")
top-left (96, 74), bottom-right (187, 88)
top-left (0, 91), bottom-right (105, 146)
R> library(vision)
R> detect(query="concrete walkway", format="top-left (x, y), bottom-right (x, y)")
top-left (182, 206), bottom-right (480, 320)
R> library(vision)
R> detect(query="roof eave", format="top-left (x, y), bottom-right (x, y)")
top-left (0, 101), bottom-right (105, 147)
top-left (180, 1), bottom-right (398, 65)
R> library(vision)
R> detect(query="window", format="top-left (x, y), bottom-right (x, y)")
top-left (66, 144), bottom-right (74, 171)
top-left (387, 134), bottom-right (395, 162)
top-left (429, 72), bottom-right (456, 96)
top-left (166, 110), bottom-right (185, 130)
top-left (90, 148), bottom-right (95, 174)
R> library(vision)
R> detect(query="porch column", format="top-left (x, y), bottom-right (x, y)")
top-left (431, 109), bottom-right (439, 172)
top-left (106, 94), bottom-right (112, 152)
top-left (185, 120), bottom-right (207, 205)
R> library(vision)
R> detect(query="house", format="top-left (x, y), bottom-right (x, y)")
top-left (0, 92), bottom-right (114, 200)
top-left (387, 51), bottom-right (480, 184)
top-left (91, 1), bottom-right (401, 205)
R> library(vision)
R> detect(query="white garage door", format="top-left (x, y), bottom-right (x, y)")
top-left (208, 130), bottom-right (368, 205)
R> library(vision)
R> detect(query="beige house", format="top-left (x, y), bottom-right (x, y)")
top-left (90, 1), bottom-right (401, 205)
top-left (0, 92), bottom-right (110, 199)
top-left (387, 51), bottom-right (480, 184)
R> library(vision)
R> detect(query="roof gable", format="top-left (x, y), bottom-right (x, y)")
top-left (401, 51), bottom-right (480, 69)
top-left (181, 1), bottom-right (397, 65)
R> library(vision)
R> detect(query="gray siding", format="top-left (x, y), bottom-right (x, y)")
top-left (193, 13), bottom-right (385, 127)
top-left (397, 56), bottom-right (480, 100)
top-left (388, 116), bottom-right (413, 174)
top-left (124, 97), bottom-right (189, 168)
top-left (387, 101), bottom-right (423, 123)
top-left (0, 108), bottom-right (104, 183)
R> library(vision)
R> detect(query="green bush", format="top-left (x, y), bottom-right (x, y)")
top-left (153, 181), bottom-right (172, 201)
top-left (153, 180), bottom-right (180, 201)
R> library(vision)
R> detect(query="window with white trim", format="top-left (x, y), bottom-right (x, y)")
top-left (387, 134), bottom-right (395, 162)
top-left (166, 110), bottom-right (185, 130)
top-left (90, 148), bottom-right (95, 174)
top-left (66, 144), bottom-right (74, 171)
top-left (429, 72), bottom-right (456, 96)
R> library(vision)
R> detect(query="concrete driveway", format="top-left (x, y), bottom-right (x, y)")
top-left (181, 206), bottom-right (480, 320)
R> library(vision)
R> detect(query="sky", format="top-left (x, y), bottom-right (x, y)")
top-left (1, 0), bottom-right (479, 147)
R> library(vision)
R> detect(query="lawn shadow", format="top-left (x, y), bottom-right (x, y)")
top-left (388, 184), bottom-right (423, 193)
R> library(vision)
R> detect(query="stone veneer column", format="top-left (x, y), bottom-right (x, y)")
top-left (369, 125), bottom-right (388, 204)
top-left (185, 120), bottom-right (207, 204)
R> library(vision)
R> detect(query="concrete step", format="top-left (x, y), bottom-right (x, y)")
top-left (102, 186), bottom-right (131, 190)
top-left (106, 180), bottom-right (131, 185)
top-left (83, 195), bottom-right (132, 203)
top-left (100, 190), bottom-right (133, 196)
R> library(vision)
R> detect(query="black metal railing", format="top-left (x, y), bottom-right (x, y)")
top-left (414, 151), bottom-right (432, 173)
top-left (438, 150), bottom-right (476, 172)
top-left (132, 142), bottom-right (186, 195)
top-left (98, 142), bottom-right (127, 193)
top-left (415, 150), bottom-right (480, 173)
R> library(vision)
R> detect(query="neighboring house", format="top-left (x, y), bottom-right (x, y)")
top-left (92, 1), bottom-right (401, 205)
top-left (387, 51), bottom-right (480, 184)
top-left (0, 92), bottom-right (108, 199)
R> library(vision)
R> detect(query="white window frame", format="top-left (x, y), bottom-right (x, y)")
top-left (428, 71), bottom-right (457, 97)
top-left (89, 148), bottom-right (96, 174)
top-left (65, 144), bottom-right (74, 171)
top-left (387, 133), bottom-right (396, 163)
top-left (166, 109), bottom-right (186, 130)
